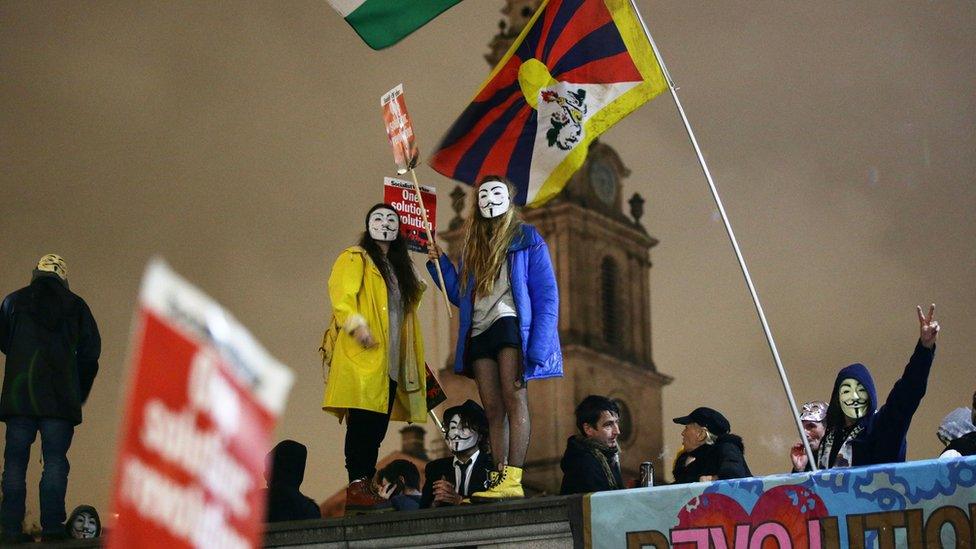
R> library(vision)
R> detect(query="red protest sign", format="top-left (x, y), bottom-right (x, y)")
top-left (384, 176), bottom-right (436, 253)
top-left (381, 83), bottom-right (419, 175)
top-left (108, 260), bottom-right (293, 549)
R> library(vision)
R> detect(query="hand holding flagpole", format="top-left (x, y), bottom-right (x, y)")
top-left (409, 168), bottom-right (453, 319)
top-left (381, 83), bottom-right (452, 319)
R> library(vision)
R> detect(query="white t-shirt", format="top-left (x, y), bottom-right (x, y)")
top-left (471, 259), bottom-right (517, 336)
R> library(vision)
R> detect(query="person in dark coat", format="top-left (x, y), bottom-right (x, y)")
top-left (672, 407), bottom-right (752, 484)
top-left (816, 305), bottom-right (939, 469)
top-left (560, 395), bottom-right (624, 495)
top-left (263, 440), bottom-right (321, 523)
top-left (66, 505), bottom-right (100, 539)
top-left (0, 255), bottom-right (101, 543)
top-left (421, 400), bottom-right (494, 508)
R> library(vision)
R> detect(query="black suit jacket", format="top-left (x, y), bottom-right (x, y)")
top-left (421, 451), bottom-right (493, 508)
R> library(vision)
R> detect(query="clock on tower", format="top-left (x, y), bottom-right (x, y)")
top-left (590, 160), bottom-right (618, 206)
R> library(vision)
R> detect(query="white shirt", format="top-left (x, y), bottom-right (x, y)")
top-left (454, 449), bottom-right (481, 496)
top-left (471, 260), bottom-right (517, 336)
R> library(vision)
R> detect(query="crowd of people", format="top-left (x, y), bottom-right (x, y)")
top-left (0, 176), bottom-right (972, 540)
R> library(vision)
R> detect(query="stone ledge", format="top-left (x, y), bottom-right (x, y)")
top-left (264, 495), bottom-right (584, 548)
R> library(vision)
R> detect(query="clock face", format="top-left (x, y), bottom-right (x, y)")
top-left (590, 162), bottom-right (617, 205)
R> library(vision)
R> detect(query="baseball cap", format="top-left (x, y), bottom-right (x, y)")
top-left (673, 407), bottom-right (730, 435)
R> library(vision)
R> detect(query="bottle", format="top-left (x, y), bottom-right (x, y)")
top-left (639, 461), bottom-right (654, 487)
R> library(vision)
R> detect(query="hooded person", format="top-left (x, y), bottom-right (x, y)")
top-left (420, 400), bottom-right (494, 508)
top-left (262, 440), bottom-right (321, 523)
top-left (816, 305), bottom-right (940, 469)
top-left (321, 204), bottom-right (427, 514)
top-left (66, 505), bottom-right (100, 539)
top-left (560, 395), bottom-right (625, 495)
top-left (1, 254), bottom-right (101, 543)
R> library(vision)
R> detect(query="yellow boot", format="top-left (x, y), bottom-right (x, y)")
top-left (471, 465), bottom-right (524, 501)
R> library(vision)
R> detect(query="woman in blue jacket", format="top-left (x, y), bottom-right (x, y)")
top-left (428, 176), bottom-right (562, 500)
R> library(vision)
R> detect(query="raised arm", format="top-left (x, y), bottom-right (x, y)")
top-left (871, 305), bottom-right (940, 451)
top-left (426, 242), bottom-right (461, 306)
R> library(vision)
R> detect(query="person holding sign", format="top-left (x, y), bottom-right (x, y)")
top-left (427, 177), bottom-right (562, 501)
top-left (322, 204), bottom-right (428, 514)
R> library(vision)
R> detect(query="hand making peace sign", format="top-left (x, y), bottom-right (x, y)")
top-left (917, 303), bottom-right (940, 349)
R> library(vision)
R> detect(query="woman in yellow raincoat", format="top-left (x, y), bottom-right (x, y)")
top-left (322, 203), bottom-right (426, 513)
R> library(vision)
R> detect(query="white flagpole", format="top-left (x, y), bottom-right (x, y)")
top-left (628, 0), bottom-right (817, 471)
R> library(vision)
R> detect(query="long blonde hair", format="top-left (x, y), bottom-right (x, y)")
top-left (461, 177), bottom-right (521, 298)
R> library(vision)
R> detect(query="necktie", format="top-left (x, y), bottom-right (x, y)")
top-left (455, 460), bottom-right (472, 495)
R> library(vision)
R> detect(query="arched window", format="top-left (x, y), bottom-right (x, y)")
top-left (601, 257), bottom-right (619, 345)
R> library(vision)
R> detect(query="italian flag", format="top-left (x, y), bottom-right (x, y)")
top-left (327, 0), bottom-right (464, 50)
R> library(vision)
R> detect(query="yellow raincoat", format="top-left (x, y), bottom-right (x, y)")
top-left (322, 246), bottom-right (427, 423)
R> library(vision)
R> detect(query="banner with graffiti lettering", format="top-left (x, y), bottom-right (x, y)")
top-left (108, 260), bottom-right (294, 549)
top-left (586, 457), bottom-right (976, 548)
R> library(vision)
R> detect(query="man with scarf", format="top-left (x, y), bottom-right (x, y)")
top-left (560, 395), bottom-right (624, 495)
top-left (817, 304), bottom-right (940, 469)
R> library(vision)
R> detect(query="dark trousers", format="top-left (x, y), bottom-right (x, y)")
top-left (1, 417), bottom-right (74, 535)
top-left (344, 380), bottom-right (396, 482)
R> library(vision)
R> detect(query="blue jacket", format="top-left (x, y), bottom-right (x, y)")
top-left (427, 224), bottom-right (562, 380)
top-left (821, 341), bottom-right (935, 467)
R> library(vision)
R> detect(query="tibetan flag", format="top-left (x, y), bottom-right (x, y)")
top-left (430, 0), bottom-right (667, 207)
top-left (327, 0), bottom-right (463, 50)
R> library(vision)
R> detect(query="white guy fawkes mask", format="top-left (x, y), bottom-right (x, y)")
top-left (368, 208), bottom-right (399, 242)
top-left (838, 378), bottom-right (870, 419)
top-left (446, 413), bottom-right (480, 453)
top-left (69, 511), bottom-right (98, 539)
top-left (477, 180), bottom-right (511, 219)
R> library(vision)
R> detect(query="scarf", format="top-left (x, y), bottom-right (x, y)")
top-left (818, 423), bottom-right (864, 469)
top-left (576, 435), bottom-right (620, 489)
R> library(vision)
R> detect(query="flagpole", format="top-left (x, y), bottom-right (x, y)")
top-left (429, 411), bottom-right (445, 435)
top-left (408, 168), bottom-right (453, 320)
top-left (629, 0), bottom-right (817, 471)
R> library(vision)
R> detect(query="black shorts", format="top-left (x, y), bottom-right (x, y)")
top-left (467, 316), bottom-right (521, 363)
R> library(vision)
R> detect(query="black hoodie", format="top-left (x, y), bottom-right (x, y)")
top-left (672, 433), bottom-right (752, 484)
top-left (263, 440), bottom-right (321, 523)
top-left (0, 276), bottom-right (100, 425)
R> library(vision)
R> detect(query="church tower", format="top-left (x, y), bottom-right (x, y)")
top-left (432, 0), bottom-right (672, 492)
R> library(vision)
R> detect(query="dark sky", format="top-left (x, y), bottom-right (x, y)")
top-left (1, 0), bottom-right (974, 520)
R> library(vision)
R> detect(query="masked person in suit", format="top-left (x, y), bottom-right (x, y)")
top-left (421, 400), bottom-right (494, 507)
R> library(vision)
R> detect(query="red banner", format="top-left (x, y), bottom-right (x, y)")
top-left (108, 261), bottom-right (293, 549)
top-left (384, 177), bottom-right (436, 253)
top-left (381, 83), bottom-right (420, 175)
